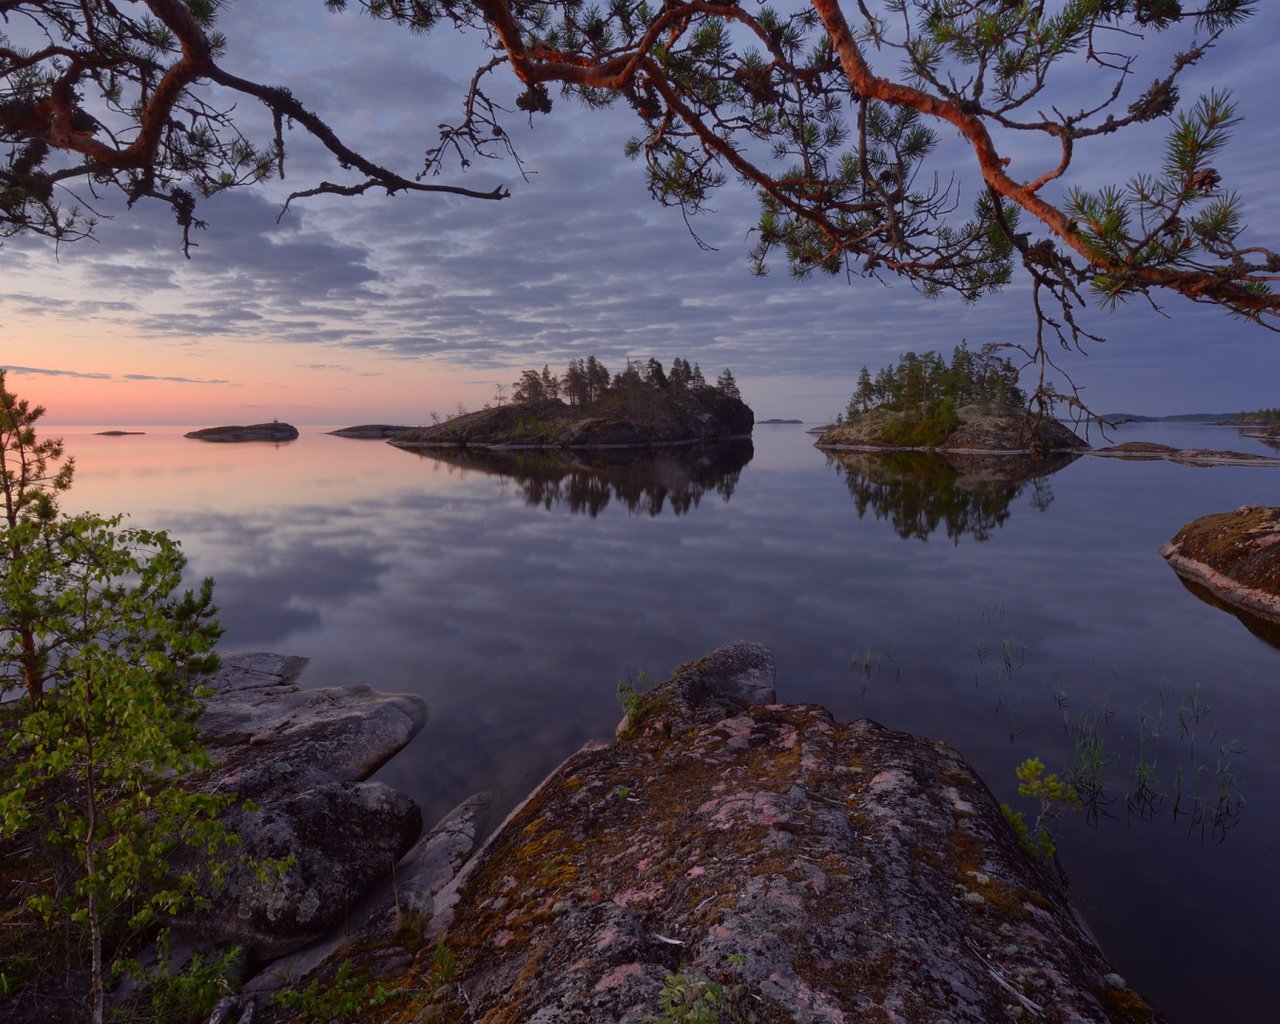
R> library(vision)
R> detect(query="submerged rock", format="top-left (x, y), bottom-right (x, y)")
top-left (298, 643), bottom-right (1160, 1024)
top-left (185, 422), bottom-right (300, 442)
top-left (1161, 505), bottom-right (1280, 640)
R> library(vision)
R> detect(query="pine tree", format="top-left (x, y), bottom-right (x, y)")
top-left (716, 368), bottom-right (741, 400)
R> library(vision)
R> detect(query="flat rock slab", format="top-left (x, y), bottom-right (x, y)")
top-left (1092, 442), bottom-right (1280, 467)
top-left (359, 644), bottom-right (1160, 1024)
top-left (185, 423), bottom-right (300, 442)
top-left (327, 424), bottom-right (416, 438)
top-left (198, 652), bottom-right (427, 801)
top-left (1161, 504), bottom-right (1280, 629)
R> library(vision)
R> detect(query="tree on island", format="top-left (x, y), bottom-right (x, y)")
top-left (3, 1), bottom-right (1276, 390)
top-left (839, 344), bottom-right (1032, 446)
top-left (509, 355), bottom-right (740, 409)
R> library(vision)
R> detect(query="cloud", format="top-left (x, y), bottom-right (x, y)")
top-left (2, 1), bottom-right (1279, 418)
top-left (4, 365), bottom-right (113, 380)
top-left (121, 373), bottom-right (233, 385)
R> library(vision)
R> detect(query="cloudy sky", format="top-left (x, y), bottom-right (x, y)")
top-left (3, 1), bottom-right (1279, 425)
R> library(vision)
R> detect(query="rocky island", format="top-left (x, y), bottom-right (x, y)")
top-left (391, 356), bottom-right (752, 450)
top-left (817, 345), bottom-right (1087, 454)
top-left (185, 422), bottom-right (300, 442)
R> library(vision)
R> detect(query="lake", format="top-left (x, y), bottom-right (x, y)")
top-left (57, 421), bottom-right (1280, 1022)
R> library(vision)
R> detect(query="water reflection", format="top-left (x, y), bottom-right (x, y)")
top-left (1170, 574), bottom-right (1280, 651)
top-left (825, 449), bottom-right (1080, 542)
top-left (396, 440), bottom-right (753, 517)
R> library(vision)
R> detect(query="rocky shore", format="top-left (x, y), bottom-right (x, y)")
top-left (5, 648), bottom-right (1162, 1022)
top-left (178, 645), bottom-right (1162, 1024)
top-left (1161, 505), bottom-right (1280, 644)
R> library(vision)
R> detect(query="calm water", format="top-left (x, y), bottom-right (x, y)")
top-left (58, 422), bottom-right (1280, 1021)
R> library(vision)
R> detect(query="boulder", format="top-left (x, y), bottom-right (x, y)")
top-left (361, 643), bottom-right (1161, 1024)
top-left (180, 781), bottom-right (423, 962)
top-left (179, 654), bottom-right (431, 962)
top-left (1161, 504), bottom-right (1280, 633)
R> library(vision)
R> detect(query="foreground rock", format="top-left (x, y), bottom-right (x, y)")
top-left (327, 424), bottom-right (416, 438)
top-left (185, 422), bottom-right (300, 442)
top-left (176, 653), bottom-right (432, 962)
top-left (1161, 505), bottom-right (1280, 643)
top-left (289, 643), bottom-right (1160, 1024)
top-left (1092, 441), bottom-right (1280, 467)
top-left (818, 404), bottom-right (1087, 454)
top-left (390, 389), bottom-right (753, 450)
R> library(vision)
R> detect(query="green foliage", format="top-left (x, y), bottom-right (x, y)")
top-left (274, 959), bottom-right (401, 1024)
top-left (0, 375), bottom-right (232, 1023)
top-left (1000, 757), bottom-right (1081, 863)
top-left (646, 972), bottom-right (733, 1024)
top-left (842, 344), bottom-right (1026, 441)
top-left (115, 940), bottom-right (244, 1024)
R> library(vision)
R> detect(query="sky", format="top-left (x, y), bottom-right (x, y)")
top-left (3, 1), bottom-right (1280, 426)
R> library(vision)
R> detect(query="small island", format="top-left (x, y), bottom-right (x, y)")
top-left (758, 417), bottom-right (803, 424)
top-left (816, 345), bottom-right (1087, 454)
top-left (93, 430), bottom-right (146, 436)
top-left (184, 422), bottom-right (300, 442)
top-left (391, 356), bottom-right (752, 450)
top-left (327, 424), bottom-right (415, 438)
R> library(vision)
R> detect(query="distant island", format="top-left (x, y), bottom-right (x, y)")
top-left (758, 418), bottom-right (803, 425)
top-left (328, 425), bottom-right (415, 439)
top-left (817, 345), bottom-right (1086, 454)
top-left (94, 430), bottom-right (145, 436)
top-left (185, 422), bottom-right (299, 442)
top-left (391, 356), bottom-right (752, 450)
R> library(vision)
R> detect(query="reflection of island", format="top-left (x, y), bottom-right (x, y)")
top-left (828, 450), bottom-right (1079, 542)
top-left (401, 440), bottom-right (753, 517)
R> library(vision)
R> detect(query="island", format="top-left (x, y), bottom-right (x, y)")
top-left (327, 424), bottom-right (415, 439)
top-left (184, 422), bottom-right (300, 442)
top-left (816, 345), bottom-right (1088, 454)
top-left (94, 430), bottom-right (146, 436)
top-left (758, 417), bottom-right (803, 424)
top-left (390, 356), bottom-right (752, 450)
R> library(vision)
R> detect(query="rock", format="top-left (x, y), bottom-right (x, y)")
top-left (818, 404), bottom-right (1088, 453)
top-left (327, 425), bottom-right (416, 438)
top-left (241, 792), bottom-right (491, 999)
top-left (361, 645), bottom-right (1161, 1024)
top-left (1161, 505), bottom-right (1280, 637)
top-left (390, 389), bottom-right (753, 450)
top-left (185, 423), bottom-right (299, 442)
top-left (180, 781), bottom-right (423, 962)
top-left (178, 654), bottom-right (430, 961)
top-left (1093, 441), bottom-right (1280, 467)
top-left (197, 653), bottom-right (427, 801)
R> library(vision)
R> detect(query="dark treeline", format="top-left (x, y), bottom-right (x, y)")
top-left (508, 357), bottom-right (741, 405)
top-left (841, 344), bottom-right (1026, 423)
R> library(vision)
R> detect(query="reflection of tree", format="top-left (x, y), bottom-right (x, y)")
top-left (827, 450), bottom-right (1079, 543)
top-left (402, 441), bottom-right (753, 518)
